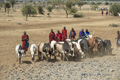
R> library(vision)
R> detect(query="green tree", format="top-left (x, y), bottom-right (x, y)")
top-left (47, 6), bottom-right (53, 17)
top-left (110, 3), bottom-right (120, 16)
top-left (10, 0), bottom-right (16, 8)
top-left (64, 0), bottom-right (75, 18)
top-left (4, 2), bottom-right (11, 16)
top-left (77, 1), bottom-right (84, 10)
top-left (38, 5), bottom-right (44, 15)
top-left (22, 5), bottom-right (37, 21)
top-left (70, 7), bottom-right (78, 15)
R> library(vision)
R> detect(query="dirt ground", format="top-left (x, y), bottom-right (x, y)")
top-left (0, 5), bottom-right (120, 80)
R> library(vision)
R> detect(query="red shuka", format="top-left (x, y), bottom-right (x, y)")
top-left (49, 32), bottom-right (56, 43)
top-left (56, 33), bottom-right (62, 42)
top-left (22, 35), bottom-right (29, 51)
top-left (62, 29), bottom-right (67, 41)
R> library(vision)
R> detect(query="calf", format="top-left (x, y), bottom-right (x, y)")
top-left (38, 43), bottom-right (52, 61)
top-left (30, 44), bottom-right (37, 61)
top-left (15, 44), bottom-right (25, 64)
top-left (104, 40), bottom-right (112, 54)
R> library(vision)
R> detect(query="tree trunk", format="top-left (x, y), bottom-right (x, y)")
top-left (8, 8), bottom-right (9, 17)
top-left (66, 10), bottom-right (68, 18)
top-left (5, 7), bottom-right (6, 13)
top-left (26, 14), bottom-right (28, 21)
top-left (80, 6), bottom-right (81, 10)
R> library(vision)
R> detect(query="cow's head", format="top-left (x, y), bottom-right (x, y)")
top-left (68, 42), bottom-right (75, 57)
top-left (86, 31), bottom-right (95, 40)
top-left (45, 47), bottom-right (50, 55)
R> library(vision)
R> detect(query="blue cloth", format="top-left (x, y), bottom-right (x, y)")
top-left (69, 30), bottom-right (76, 38)
top-left (26, 41), bottom-right (29, 48)
top-left (85, 31), bottom-right (90, 35)
top-left (79, 31), bottom-right (85, 37)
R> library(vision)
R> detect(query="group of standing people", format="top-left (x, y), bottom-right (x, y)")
top-left (49, 27), bottom-right (90, 43)
top-left (49, 27), bottom-right (69, 43)
top-left (101, 8), bottom-right (111, 16)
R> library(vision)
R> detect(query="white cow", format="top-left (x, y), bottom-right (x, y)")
top-left (30, 44), bottom-right (37, 61)
top-left (15, 44), bottom-right (25, 64)
top-left (118, 13), bottom-right (120, 16)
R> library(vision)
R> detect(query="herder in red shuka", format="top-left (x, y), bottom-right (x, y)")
top-left (56, 30), bottom-right (62, 42)
top-left (62, 27), bottom-right (67, 41)
top-left (22, 31), bottom-right (29, 52)
top-left (49, 29), bottom-right (56, 43)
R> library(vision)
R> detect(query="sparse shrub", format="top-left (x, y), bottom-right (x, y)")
top-left (109, 24), bottom-right (119, 27)
top-left (97, 2), bottom-right (102, 5)
top-left (110, 3), bottom-right (120, 16)
top-left (70, 7), bottom-right (78, 15)
top-left (91, 2), bottom-right (95, 5)
top-left (38, 5), bottom-right (44, 15)
top-left (77, 1), bottom-right (84, 10)
top-left (47, 6), bottom-right (53, 17)
top-left (22, 5), bottom-right (37, 21)
top-left (105, 2), bottom-right (109, 5)
top-left (74, 13), bottom-right (84, 18)
top-left (4, 2), bottom-right (11, 16)
top-left (31, 6), bottom-right (37, 16)
top-left (91, 5), bottom-right (99, 10)
top-left (66, 0), bottom-right (75, 9)
top-left (64, 0), bottom-right (75, 18)
top-left (9, 0), bottom-right (16, 8)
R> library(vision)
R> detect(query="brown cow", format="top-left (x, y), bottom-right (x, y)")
top-left (88, 37), bottom-right (98, 55)
top-left (38, 43), bottom-right (52, 61)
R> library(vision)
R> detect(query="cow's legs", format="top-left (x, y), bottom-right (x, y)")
top-left (19, 54), bottom-right (21, 64)
top-left (38, 52), bottom-right (41, 60)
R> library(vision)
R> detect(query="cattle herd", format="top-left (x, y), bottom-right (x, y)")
top-left (15, 32), bottom-right (112, 64)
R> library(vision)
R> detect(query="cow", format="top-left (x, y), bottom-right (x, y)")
top-left (72, 42), bottom-right (81, 61)
top-left (15, 44), bottom-right (25, 64)
top-left (38, 43), bottom-right (52, 61)
top-left (96, 37), bottom-right (105, 56)
top-left (88, 37), bottom-right (99, 56)
top-left (104, 40), bottom-right (112, 54)
top-left (30, 44), bottom-right (37, 61)
top-left (80, 39), bottom-right (89, 56)
top-left (52, 41), bottom-right (74, 61)
top-left (118, 13), bottom-right (120, 17)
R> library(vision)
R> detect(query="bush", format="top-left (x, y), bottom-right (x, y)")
top-left (31, 6), bottom-right (37, 16)
top-left (38, 5), bottom-right (44, 15)
top-left (22, 5), bottom-right (37, 20)
top-left (70, 7), bottom-right (77, 14)
top-left (47, 6), bottom-right (53, 12)
top-left (97, 2), bottom-right (102, 5)
top-left (91, 2), bottom-right (95, 5)
top-left (105, 2), bottom-right (109, 5)
top-left (91, 5), bottom-right (99, 10)
top-left (109, 23), bottom-right (119, 27)
top-left (110, 3), bottom-right (120, 16)
top-left (10, 0), bottom-right (16, 8)
top-left (4, 2), bottom-right (11, 14)
top-left (74, 13), bottom-right (84, 18)
top-left (65, 0), bottom-right (75, 9)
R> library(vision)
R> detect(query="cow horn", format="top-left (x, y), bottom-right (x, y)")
top-left (92, 31), bottom-right (95, 36)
